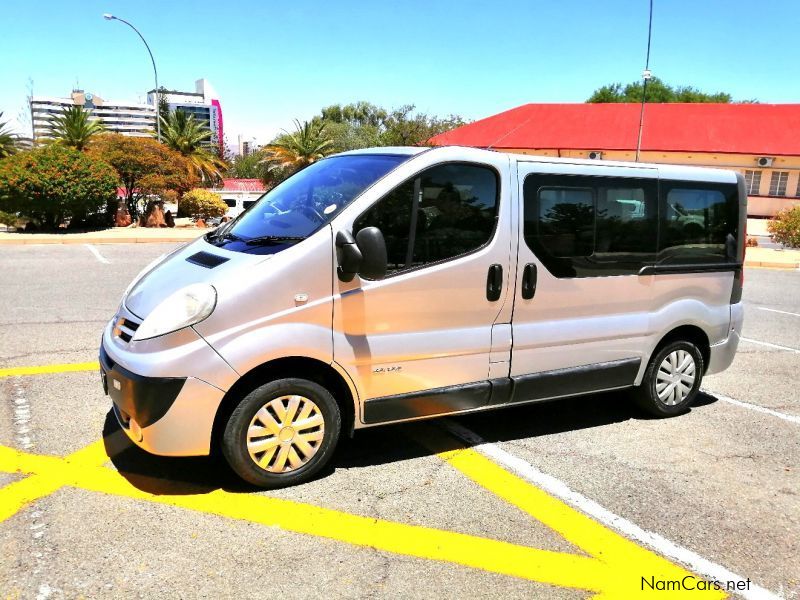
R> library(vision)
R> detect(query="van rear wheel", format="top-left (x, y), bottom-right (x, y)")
top-left (633, 340), bottom-right (704, 417)
top-left (222, 378), bottom-right (341, 488)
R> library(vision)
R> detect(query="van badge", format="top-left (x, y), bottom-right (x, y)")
top-left (374, 366), bottom-right (402, 373)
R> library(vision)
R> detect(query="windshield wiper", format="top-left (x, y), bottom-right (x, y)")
top-left (243, 235), bottom-right (306, 246)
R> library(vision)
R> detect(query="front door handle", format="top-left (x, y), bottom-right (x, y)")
top-left (521, 263), bottom-right (537, 300)
top-left (486, 264), bottom-right (503, 301)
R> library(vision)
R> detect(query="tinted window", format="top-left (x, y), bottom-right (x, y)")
top-left (524, 174), bottom-right (657, 277)
top-left (355, 163), bottom-right (499, 277)
top-left (243, 200), bottom-right (257, 210)
top-left (223, 199), bottom-right (237, 208)
top-left (658, 181), bottom-right (739, 264)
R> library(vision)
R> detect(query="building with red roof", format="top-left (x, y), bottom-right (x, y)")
top-left (212, 179), bottom-right (267, 217)
top-left (429, 103), bottom-right (800, 217)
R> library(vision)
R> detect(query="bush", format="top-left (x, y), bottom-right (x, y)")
top-left (180, 188), bottom-right (227, 220)
top-left (767, 205), bottom-right (800, 248)
top-left (0, 145), bottom-right (118, 230)
top-left (0, 210), bottom-right (16, 228)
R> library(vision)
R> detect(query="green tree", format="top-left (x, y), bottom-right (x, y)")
top-left (0, 145), bottom-right (117, 230)
top-left (159, 110), bottom-right (227, 183)
top-left (180, 188), bottom-right (228, 220)
top-left (314, 102), bottom-right (467, 151)
top-left (768, 205), bottom-right (800, 248)
top-left (156, 86), bottom-right (171, 124)
top-left (227, 152), bottom-right (267, 179)
top-left (49, 105), bottom-right (106, 150)
top-left (587, 78), bottom-right (737, 103)
top-left (262, 119), bottom-right (334, 174)
top-left (89, 134), bottom-right (198, 218)
top-left (0, 112), bottom-right (19, 158)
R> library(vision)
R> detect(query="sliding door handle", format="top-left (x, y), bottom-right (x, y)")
top-left (486, 264), bottom-right (503, 301)
top-left (521, 263), bottom-right (537, 299)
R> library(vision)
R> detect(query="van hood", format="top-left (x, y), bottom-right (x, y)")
top-left (124, 237), bottom-right (267, 319)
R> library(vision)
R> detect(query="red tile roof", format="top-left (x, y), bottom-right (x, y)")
top-left (429, 103), bottom-right (800, 156)
top-left (219, 178), bottom-right (266, 192)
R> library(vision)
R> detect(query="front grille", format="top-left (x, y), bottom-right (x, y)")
top-left (114, 316), bottom-right (140, 343)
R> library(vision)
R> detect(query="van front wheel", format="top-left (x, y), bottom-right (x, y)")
top-left (222, 378), bottom-right (341, 488)
top-left (633, 340), bottom-right (704, 417)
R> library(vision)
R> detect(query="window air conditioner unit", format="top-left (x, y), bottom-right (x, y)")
top-left (756, 156), bottom-right (774, 167)
top-left (588, 151), bottom-right (603, 160)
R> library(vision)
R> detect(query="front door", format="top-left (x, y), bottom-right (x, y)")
top-left (333, 154), bottom-right (513, 424)
top-left (509, 162), bottom-right (659, 401)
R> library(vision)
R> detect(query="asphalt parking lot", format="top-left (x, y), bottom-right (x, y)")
top-left (1, 243), bottom-right (798, 599)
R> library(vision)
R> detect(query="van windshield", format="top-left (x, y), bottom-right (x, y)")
top-left (209, 154), bottom-right (409, 251)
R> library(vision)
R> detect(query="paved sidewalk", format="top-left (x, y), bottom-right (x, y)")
top-left (1, 226), bottom-right (799, 269)
top-left (0, 227), bottom-right (206, 245)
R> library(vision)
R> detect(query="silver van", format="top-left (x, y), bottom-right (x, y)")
top-left (100, 146), bottom-right (746, 488)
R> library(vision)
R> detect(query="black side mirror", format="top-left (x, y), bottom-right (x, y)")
top-left (355, 226), bottom-right (388, 281)
top-left (336, 230), bottom-right (362, 282)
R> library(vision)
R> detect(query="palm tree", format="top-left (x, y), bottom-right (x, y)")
top-left (0, 112), bottom-right (19, 158)
top-left (50, 105), bottom-right (105, 150)
top-left (159, 110), bottom-right (226, 182)
top-left (262, 120), bottom-right (334, 173)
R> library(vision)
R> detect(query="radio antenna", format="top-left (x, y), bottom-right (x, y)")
top-left (635, 0), bottom-right (654, 162)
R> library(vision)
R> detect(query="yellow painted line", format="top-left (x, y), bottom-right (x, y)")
top-left (0, 361), bottom-right (100, 378)
top-left (0, 441), bottom-right (610, 594)
top-left (411, 425), bottom-right (727, 599)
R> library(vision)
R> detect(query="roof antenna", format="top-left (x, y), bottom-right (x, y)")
top-left (635, 0), bottom-right (654, 162)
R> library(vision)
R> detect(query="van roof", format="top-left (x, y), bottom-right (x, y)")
top-left (332, 145), bottom-right (738, 183)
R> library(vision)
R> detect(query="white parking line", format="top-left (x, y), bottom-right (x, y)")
top-left (704, 390), bottom-right (800, 425)
top-left (442, 420), bottom-right (780, 600)
top-left (755, 306), bottom-right (800, 318)
top-left (84, 244), bottom-right (110, 264)
top-left (740, 337), bottom-right (800, 354)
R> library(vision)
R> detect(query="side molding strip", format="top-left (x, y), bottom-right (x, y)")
top-left (509, 358), bottom-right (641, 404)
top-left (362, 358), bottom-right (641, 425)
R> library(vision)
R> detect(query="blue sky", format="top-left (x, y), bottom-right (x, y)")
top-left (2, 0), bottom-right (799, 144)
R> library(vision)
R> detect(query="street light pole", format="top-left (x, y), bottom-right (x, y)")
top-left (103, 13), bottom-right (161, 142)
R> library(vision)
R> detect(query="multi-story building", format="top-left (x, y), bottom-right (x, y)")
top-left (148, 79), bottom-right (223, 151)
top-left (430, 103), bottom-right (800, 217)
top-left (237, 135), bottom-right (260, 156)
top-left (30, 90), bottom-right (156, 141)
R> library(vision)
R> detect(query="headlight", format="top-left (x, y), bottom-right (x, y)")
top-left (132, 284), bottom-right (217, 341)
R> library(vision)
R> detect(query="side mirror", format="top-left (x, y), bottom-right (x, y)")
top-left (355, 226), bottom-right (388, 281)
top-left (336, 230), bottom-right (362, 282)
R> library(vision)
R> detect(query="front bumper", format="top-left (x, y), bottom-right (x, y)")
top-left (100, 343), bottom-right (227, 456)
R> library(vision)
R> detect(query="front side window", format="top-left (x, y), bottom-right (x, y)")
top-left (523, 174), bottom-right (657, 277)
top-left (768, 171), bottom-right (789, 197)
top-left (658, 181), bottom-right (739, 264)
top-left (354, 163), bottom-right (499, 277)
top-left (223, 199), bottom-right (237, 208)
top-left (210, 154), bottom-right (409, 253)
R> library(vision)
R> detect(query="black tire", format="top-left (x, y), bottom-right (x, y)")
top-left (633, 340), bottom-right (704, 417)
top-left (222, 378), bottom-right (341, 488)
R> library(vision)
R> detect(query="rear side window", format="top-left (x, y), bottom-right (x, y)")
top-left (223, 199), bottom-right (237, 208)
top-left (523, 174), bottom-right (658, 277)
top-left (658, 181), bottom-right (739, 264)
top-left (355, 163), bottom-right (499, 276)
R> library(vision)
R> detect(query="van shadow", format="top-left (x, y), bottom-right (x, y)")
top-left (103, 391), bottom-right (720, 495)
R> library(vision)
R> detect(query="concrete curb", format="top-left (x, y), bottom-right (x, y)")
top-left (745, 260), bottom-right (800, 269)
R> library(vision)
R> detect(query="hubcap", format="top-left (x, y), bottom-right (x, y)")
top-left (246, 395), bottom-right (325, 473)
top-left (656, 350), bottom-right (696, 406)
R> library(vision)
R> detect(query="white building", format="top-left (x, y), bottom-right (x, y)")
top-left (30, 90), bottom-right (156, 141)
top-left (148, 79), bottom-right (223, 150)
